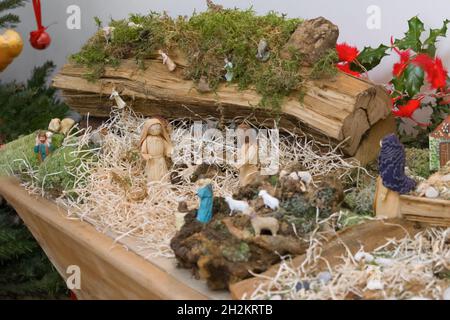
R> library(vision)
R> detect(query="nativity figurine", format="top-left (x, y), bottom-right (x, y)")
top-left (139, 117), bottom-right (173, 183)
top-left (378, 134), bottom-right (416, 194)
top-left (196, 178), bottom-right (214, 224)
top-left (256, 39), bottom-right (270, 62)
top-left (34, 131), bottom-right (53, 163)
top-left (158, 50), bottom-right (177, 72)
top-left (224, 58), bottom-right (234, 82)
top-left (236, 124), bottom-right (259, 186)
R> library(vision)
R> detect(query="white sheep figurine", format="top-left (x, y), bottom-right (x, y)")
top-left (110, 89), bottom-right (127, 109)
top-left (251, 216), bottom-right (279, 237)
top-left (224, 196), bottom-right (250, 216)
top-left (258, 190), bottom-right (279, 210)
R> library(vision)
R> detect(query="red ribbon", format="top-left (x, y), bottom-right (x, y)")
top-left (30, 0), bottom-right (51, 50)
top-left (32, 0), bottom-right (43, 30)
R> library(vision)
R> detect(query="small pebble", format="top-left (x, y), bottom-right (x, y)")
top-left (317, 272), bottom-right (332, 284)
top-left (354, 251), bottom-right (374, 263)
top-left (295, 280), bottom-right (310, 291)
top-left (297, 171), bottom-right (313, 185)
top-left (366, 279), bottom-right (384, 291)
top-left (441, 174), bottom-right (450, 182)
top-left (443, 287), bottom-right (450, 300)
top-left (425, 186), bottom-right (439, 199)
top-left (270, 295), bottom-right (282, 300)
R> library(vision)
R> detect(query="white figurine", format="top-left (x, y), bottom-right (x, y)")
top-left (224, 196), bottom-right (250, 216)
top-left (102, 26), bottom-right (115, 43)
top-left (110, 89), bottom-right (127, 109)
top-left (258, 190), bottom-right (280, 210)
top-left (158, 50), bottom-right (176, 72)
top-left (224, 58), bottom-right (234, 82)
top-left (128, 22), bottom-right (143, 28)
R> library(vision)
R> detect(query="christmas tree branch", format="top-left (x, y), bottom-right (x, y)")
top-left (0, 0), bottom-right (27, 28)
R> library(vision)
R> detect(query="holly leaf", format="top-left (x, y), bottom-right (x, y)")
top-left (404, 64), bottom-right (425, 97)
top-left (394, 16), bottom-right (425, 52)
top-left (423, 19), bottom-right (450, 56)
top-left (390, 77), bottom-right (405, 93)
top-left (351, 44), bottom-right (389, 72)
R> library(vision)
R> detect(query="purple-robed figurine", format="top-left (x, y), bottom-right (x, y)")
top-left (378, 134), bottom-right (416, 194)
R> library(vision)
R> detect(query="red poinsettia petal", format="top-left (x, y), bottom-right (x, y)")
top-left (392, 99), bottom-right (422, 118)
top-left (392, 50), bottom-right (410, 77)
top-left (412, 54), bottom-right (448, 90)
top-left (336, 43), bottom-right (359, 63)
top-left (336, 62), bottom-right (361, 77)
top-left (431, 57), bottom-right (448, 90)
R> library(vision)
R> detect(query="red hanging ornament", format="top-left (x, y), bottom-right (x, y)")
top-left (30, 0), bottom-right (51, 50)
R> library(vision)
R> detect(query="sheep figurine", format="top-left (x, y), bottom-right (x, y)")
top-left (251, 216), bottom-right (279, 237)
top-left (110, 89), bottom-right (127, 109)
top-left (258, 190), bottom-right (280, 210)
top-left (224, 196), bottom-right (250, 215)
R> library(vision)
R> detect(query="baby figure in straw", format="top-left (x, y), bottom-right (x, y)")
top-left (140, 117), bottom-right (173, 183)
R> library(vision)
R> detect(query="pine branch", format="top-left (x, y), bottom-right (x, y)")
top-left (0, 0), bottom-right (27, 28)
top-left (0, 12), bottom-right (19, 27)
top-left (27, 61), bottom-right (56, 89)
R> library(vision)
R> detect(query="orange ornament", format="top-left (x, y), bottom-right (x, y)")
top-left (0, 29), bottom-right (24, 72)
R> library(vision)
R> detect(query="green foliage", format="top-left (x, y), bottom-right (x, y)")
top-left (424, 19), bottom-right (450, 56)
top-left (351, 44), bottom-right (389, 73)
top-left (0, 62), bottom-right (69, 142)
top-left (344, 182), bottom-right (376, 215)
top-left (0, 203), bottom-right (67, 299)
top-left (338, 210), bottom-right (371, 228)
top-left (71, 9), bottom-right (328, 111)
top-left (222, 242), bottom-right (251, 263)
top-left (0, 0), bottom-right (27, 28)
top-left (37, 141), bottom-right (93, 197)
top-left (403, 64), bottom-right (425, 97)
top-left (310, 49), bottom-right (338, 79)
top-left (405, 147), bottom-right (431, 178)
top-left (394, 17), bottom-right (450, 56)
top-left (429, 137), bottom-right (441, 171)
top-left (394, 16), bottom-right (425, 53)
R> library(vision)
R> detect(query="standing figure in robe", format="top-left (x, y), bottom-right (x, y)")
top-left (236, 124), bottom-right (259, 187)
top-left (196, 179), bottom-right (214, 224)
top-left (139, 117), bottom-right (173, 183)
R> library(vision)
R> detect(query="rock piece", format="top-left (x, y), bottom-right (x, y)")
top-left (280, 17), bottom-right (339, 66)
top-left (425, 186), bottom-right (439, 199)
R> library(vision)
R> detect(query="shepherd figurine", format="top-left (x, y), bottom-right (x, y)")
top-left (34, 131), bottom-right (53, 163)
top-left (196, 179), bottom-right (214, 224)
top-left (139, 117), bottom-right (173, 183)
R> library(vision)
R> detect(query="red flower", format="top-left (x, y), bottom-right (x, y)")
top-left (392, 98), bottom-right (422, 118)
top-left (391, 36), bottom-right (411, 77)
top-left (412, 54), bottom-right (448, 90)
top-left (337, 62), bottom-right (361, 77)
top-left (392, 50), bottom-right (411, 77)
top-left (336, 43), bottom-right (359, 63)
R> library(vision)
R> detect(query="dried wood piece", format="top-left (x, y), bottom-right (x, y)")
top-left (52, 55), bottom-right (392, 164)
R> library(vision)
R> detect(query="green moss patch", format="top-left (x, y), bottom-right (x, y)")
top-left (71, 9), bottom-right (337, 111)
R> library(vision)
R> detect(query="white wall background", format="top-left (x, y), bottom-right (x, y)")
top-left (2, 0), bottom-right (450, 84)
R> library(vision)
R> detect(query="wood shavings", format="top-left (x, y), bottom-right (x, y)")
top-left (18, 106), bottom-right (360, 260)
top-left (248, 227), bottom-right (450, 300)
